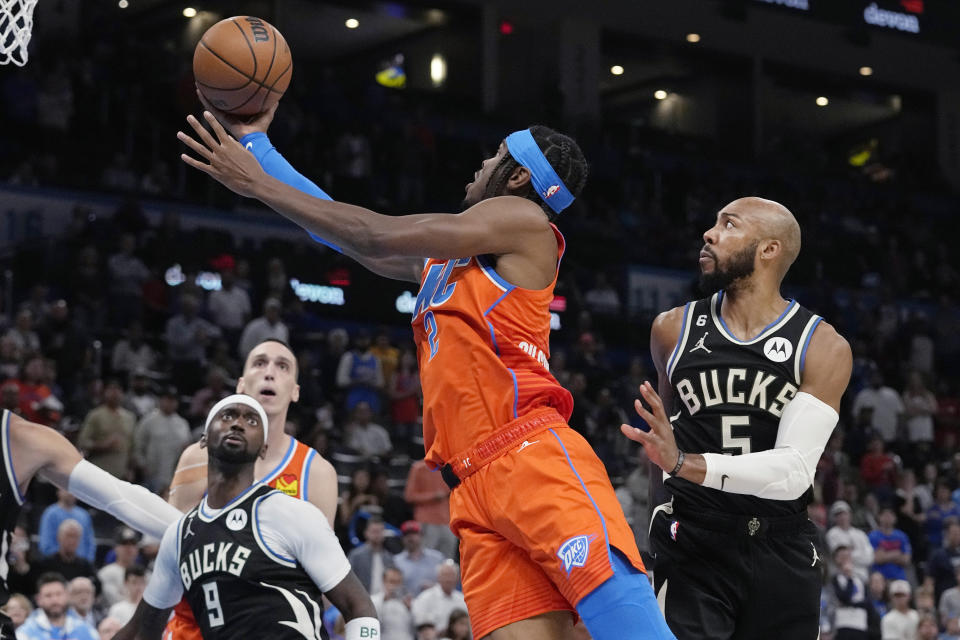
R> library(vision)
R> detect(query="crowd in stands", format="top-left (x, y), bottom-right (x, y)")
top-left (3, 22), bottom-right (960, 640)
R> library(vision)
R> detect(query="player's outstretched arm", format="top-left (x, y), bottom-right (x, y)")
top-left (9, 414), bottom-right (181, 539)
top-left (179, 112), bottom-right (554, 264)
top-left (324, 571), bottom-right (380, 639)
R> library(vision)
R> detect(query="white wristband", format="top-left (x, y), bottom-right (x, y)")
top-left (345, 617), bottom-right (380, 640)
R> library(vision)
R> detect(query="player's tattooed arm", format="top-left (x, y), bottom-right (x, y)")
top-left (112, 601), bottom-right (173, 640)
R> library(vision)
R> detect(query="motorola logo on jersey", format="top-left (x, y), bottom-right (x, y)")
top-left (226, 509), bottom-right (248, 531)
top-left (763, 337), bottom-right (793, 363)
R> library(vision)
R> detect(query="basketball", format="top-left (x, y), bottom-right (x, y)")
top-left (193, 16), bottom-right (292, 116)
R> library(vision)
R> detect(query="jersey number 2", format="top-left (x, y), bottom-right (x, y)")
top-left (423, 311), bottom-right (439, 360)
top-left (721, 416), bottom-right (752, 454)
top-left (203, 581), bottom-right (225, 627)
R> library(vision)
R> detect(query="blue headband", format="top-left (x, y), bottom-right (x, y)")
top-left (504, 129), bottom-right (575, 214)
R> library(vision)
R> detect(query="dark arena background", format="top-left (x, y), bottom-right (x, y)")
top-left (2, 1), bottom-right (960, 638)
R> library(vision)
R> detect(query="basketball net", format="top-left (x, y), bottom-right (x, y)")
top-left (0, 0), bottom-right (37, 66)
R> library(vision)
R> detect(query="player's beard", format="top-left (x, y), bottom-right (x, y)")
top-left (699, 241), bottom-right (758, 295)
top-left (208, 436), bottom-right (260, 466)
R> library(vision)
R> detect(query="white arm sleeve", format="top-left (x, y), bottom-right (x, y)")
top-left (142, 519), bottom-right (185, 609)
top-left (68, 460), bottom-right (183, 539)
top-left (257, 493), bottom-right (352, 593)
top-left (701, 392), bottom-right (839, 500)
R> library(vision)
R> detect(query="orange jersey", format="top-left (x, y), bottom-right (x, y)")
top-left (412, 225), bottom-right (573, 468)
top-left (163, 437), bottom-right (321, 640)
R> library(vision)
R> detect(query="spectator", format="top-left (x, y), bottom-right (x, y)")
top-left (869, 571), bottom-right (889, 619)
top-left (344, 402), bottom-right (391, 458)
top-left (39, 300), bottom-right (87, 396)
top-left (371, 330), bottom-right (400, 391)
top-left (15, 573), bottom-right (97, 640)
top-left (880, 579), bottom-right (918, 640)
top-left (928, 520), bottom-right (960, 603)
top-left (894, 469), bottom-right (926, 562)
top-left (237, 298), bottom-right (288, 361)
top-left (37, 489), bottom-right (96, 563)
top-left (826, 500), bottom-right (874, 583)
top-left (403, 459), bottom-right (456, 560)
top-left (389, 350), bottom-right (420, 448)
top-left (110, 322), bottom-right (156, 379)
top-left (621, 448), bottom-right (651, 552)
top-left (165, 293), bottom-right (220, 393)
top-left (9, 356), bottom-right (58, 425)
top-left (1, 379), bottom-right (19, 414)
top-left (77, 378), bottom-right (135, 479)
top-left (869, 505), bottom-right (912, 582)
top-left (370, 567), bottom-right (414, 640)
top-left (29, 521), bottom-right (98, 591)
top-left (852, 370), bottom-right (905, 443)
top-left (830, 545), bottom-right (870, 640)
top-left (338, 467), bottom-right (378, 535)
top-left (188, 367), bottom-right (230, 421)
top-left (925, 481), bottom-right (960, 551)
top-left (395, 521), bottom-right (445, 596)
top-left (439, 609), bottom-right (470, 640)
top-left (67, 577), bottom-right (102, 630)
top-left (97, 527), bottom-right (141, 606)
top-left (0, 335), bottom-right (21, 381)
top-left (903, 372), bottom-right (937, 450)
top-left (411, 562), bottom-right (466, 632)
top-left (346, 517), bottom-right (396, 595)
top-left (939, 564), bottom-right (960, 638)
top-left (336, 331), bottom-right (384, 415)
top-left (584, 272), bottom-right (621, 315)
top-left (106, 233), bottom-right (149, 326)
top-left (123, 369), bottom-right (156, 419)
top-left (859, 436), bottom-right (897, 498)
top-left (4, 309), bottom-right (40, 356)
top-left (132, 385), bottom-right (190, 492)
top-left (105, 566), bottom-right (145, 625)
top-left (5, 593), bottom-right (32, 629)
top-left (415, 622), bottom-right (438, 640)
top-left (915, 613), bottom-right (940, 640)
top-left (206, 268), bottom-right (251, 347)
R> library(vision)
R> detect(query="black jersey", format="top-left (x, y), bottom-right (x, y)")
top-left (664, 292), bottom-right (822, 517)
top-left (0, 411), bottom-right (24, 609)
top-left (177, 483), bottom-right (329, 640)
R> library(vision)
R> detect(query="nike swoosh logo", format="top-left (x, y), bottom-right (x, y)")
top-left (721, 474), bottom-right (729, 490)
top-left (517, 440), bottom-right (539, 452)
top-left (245, 141), bottom-right (254, 151)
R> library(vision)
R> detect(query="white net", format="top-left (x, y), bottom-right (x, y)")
top-left (0, 0), bottom-right (37, 66)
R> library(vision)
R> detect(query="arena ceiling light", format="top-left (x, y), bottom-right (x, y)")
top-left (610, 65), bottom-right (624, 75)
top-left (345, 18), bottom-right (360, 29)
top-left (118, 0), bottom-right (128, 7)
top-left (430, 54), bottom-right (447, 87)
top-left (686, 33), bottom-right (701, 43)
top-left (182, 7), bottom-right (197, 18)
top-left (859, 66), bottom-right (874, 76)
top-left (654, 89), bottom-right (668, 100)
top-left (816, 96), bottom-right (829, 106)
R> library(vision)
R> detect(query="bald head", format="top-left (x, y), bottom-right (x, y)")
top-left (723, 197), bottom-right (800, 277)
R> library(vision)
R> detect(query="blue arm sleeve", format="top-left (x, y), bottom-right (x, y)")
top-left (239, 132), bottom-right (343, 253)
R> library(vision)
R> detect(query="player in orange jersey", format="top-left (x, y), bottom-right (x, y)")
top-left (178, 101), bottom-right (675, 640)
top-left (162, 338), bottom-right (338, 640)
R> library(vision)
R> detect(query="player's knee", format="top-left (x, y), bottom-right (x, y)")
top-left (575, 548), bottom-right (675, 640)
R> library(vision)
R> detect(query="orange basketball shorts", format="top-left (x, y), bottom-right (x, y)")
top-left (449, 422), bottom-right (645, 639)
top-left (162, 600), bottom-right (202, 640)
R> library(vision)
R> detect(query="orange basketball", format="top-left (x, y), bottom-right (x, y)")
top-left (193, 16), bottom-right (292, 116)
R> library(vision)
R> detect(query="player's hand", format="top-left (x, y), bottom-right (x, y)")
top-left (196, 87), bottom-right (279, 139)
top-left (620, 381), bottom-right (681, 474)
top-left (178, 111), bottom-right (267, 198)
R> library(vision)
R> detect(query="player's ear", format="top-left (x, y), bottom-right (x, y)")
top-left (236, 376), bottom-right (245, 393)
top-left (290, 383), bottom-right (300, 403)
top-left (258, 443), bottom-right (268, 460)
top-left (199, 433), bottom-right (208, 449)
top-left (506, 165), bottom-right (531, 192)
top-left (760, 238), bottom-right (781, 262)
